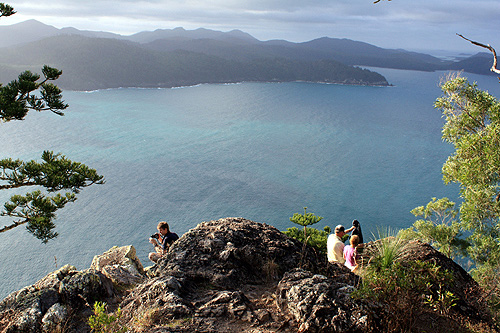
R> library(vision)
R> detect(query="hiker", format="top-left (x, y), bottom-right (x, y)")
top-left (148, 221), bottom-right (179, 263)
top-left (349, 219), bottom-right (364, 244)
top-left (327, 225), bottom-right (347, 264)
top-left (343, 235), bottom-right (360, 271)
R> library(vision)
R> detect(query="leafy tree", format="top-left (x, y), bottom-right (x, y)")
top-left (0, 3), bottom-right (104, 242)
top-left (0, 65), bottom-right (68, 121)
top-left (399, 197), bottom-right (469, 259)
top-left (433, 74), bottom-right (500, 317)
top-left (435, 75), bottom-right (500, 266)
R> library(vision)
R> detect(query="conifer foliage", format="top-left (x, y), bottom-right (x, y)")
top-left (289, 207), bottom-right (323, 245)
top-left (0, 3), bottom-right (104, 242)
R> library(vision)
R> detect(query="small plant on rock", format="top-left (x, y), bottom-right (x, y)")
top-left (263, 258), bottom-right (280, 281)
top-left (88, 301), bottom-right (127, 333)
top-left (424, 284), bottom-right (458, 316)
top-left (286, 207), bottom-right (326, 268)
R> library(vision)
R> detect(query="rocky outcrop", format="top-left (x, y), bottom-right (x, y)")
top-left (0, 245), bottom-right (145, 333)
top-left (116, 217), bottom-right (365, 332)
top-left (0, 265), bottom-right (115, 332)
top-left (0, 218), bottom-right (497, 332)
top-left (150, 218), bottom-right (332, 285)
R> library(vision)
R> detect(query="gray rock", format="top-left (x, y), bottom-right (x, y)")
top-left (157, 217), bottom-right (320, 289)
top-left (41, 303), bottom-right (68, 332)
top-left (90, 245), bottom-right (145, 288)
top-left (34, 264), bottom-right (77, 291)
top-left (59, 269), bottom-right (114, 305)
top-left (196, 290), bottom-right (253, 320)
top-left (120, 275), bottom-right (193, 326)
top-left (277, 269), bottom-right (370, 333)
top-left (9, 304), bottom-right (43, 333)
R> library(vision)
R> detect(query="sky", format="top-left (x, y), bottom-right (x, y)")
top-left (1, 0), bottom-right (499, 55)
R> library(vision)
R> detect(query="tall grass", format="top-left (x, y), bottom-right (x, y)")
top-left (368, 227), bottom-right (408, 271)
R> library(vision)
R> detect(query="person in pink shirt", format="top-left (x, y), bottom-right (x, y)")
top-left (343, 235), bottom-right (360, 272)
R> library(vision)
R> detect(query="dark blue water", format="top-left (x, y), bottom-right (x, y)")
top-left (1, 68), bottom-right (498, 298)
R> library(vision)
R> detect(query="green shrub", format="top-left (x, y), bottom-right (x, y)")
top-left (399, 197), bottom-right (469, 259)
top-left (88, 301), bottom-right (127, 333)
top-left (353, 260), bottom-right (456, 332)
top-left (284, 225), bottom-right (331, 253)
top-left (470, 263), bottom-right (500, 323)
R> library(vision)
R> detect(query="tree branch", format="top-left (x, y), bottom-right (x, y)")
top-left (0, 218), bottom-right (28, 233)
top-left (0, 3), bottom-right (15, 17)
top-left (457, 34), bottom-right (500, 76)
top-left (0, 182), bottom-right (37, 190)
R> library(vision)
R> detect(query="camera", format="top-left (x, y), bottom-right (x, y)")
top-left (150, 233), bottom-right (159, 239)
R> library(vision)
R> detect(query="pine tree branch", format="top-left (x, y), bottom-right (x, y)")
top-left (0, 218), bottom-right (28, 233)
top-left (0, 182), bottom-right (37, 190)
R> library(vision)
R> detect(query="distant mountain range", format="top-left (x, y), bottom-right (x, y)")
top-left (0, 20), bottom-right (495, 90)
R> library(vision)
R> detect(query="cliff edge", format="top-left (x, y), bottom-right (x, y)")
top-left (0, 217), bottom-right (496, 332)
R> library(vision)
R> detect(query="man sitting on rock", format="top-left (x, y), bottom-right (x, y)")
top-left (327, 224), bottom-right (348, 264)
top-left (149, 221), bottom-right (179, 262)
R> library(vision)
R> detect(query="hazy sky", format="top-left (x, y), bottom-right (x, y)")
top-left (1, 0), bottom-right (499, 54)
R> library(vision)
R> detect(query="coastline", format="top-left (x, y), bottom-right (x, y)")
top-left (78, 78), bottom-right (391, 93)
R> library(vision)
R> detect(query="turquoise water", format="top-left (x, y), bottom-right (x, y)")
top-left (0, 68), bottom-right (498, 298)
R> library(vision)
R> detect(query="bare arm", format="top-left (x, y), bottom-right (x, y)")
top-left (345, 226), bottom-right (355, 233)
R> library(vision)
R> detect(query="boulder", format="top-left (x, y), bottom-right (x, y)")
top-left (119, 218), bottom-right (361, 332)
top-left (58, 269), bottom-right (114, 305)
top-left (196, 290), bottom-right (254, 321)
top-left (277, 269), bottom-right (371, 332)
top-left (0, 286), bottom-right (61, 333)
top-left (41, 303), bottom-right (68, 332)
top-left (90, 245), bottom-right (145, 289)
top-left (154, 217), bottom-right (323, 288)
top-left (361, 239), bottom-right (494, 324)
top-left (34, 264), bottom-right (77, 290)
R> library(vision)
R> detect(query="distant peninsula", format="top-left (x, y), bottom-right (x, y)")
top-left (0, 20), bottom-right (494, 91)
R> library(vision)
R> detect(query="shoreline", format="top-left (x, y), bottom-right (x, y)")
top-left (78, 79), bottom-right (392, 93)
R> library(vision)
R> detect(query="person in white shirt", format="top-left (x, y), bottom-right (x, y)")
top-left (327, 224), bottom-right (348, 264)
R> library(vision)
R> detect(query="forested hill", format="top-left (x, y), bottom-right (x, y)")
top-left (0, 20), bottom-right (493, 90)
top-left (0, 34), bottom-right (388, 91)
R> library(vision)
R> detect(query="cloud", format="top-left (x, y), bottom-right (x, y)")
top-left (2, 0), bottom-right (500, 52)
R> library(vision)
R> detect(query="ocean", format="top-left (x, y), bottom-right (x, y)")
top-left (0, 68), bottom-right (498, 298)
